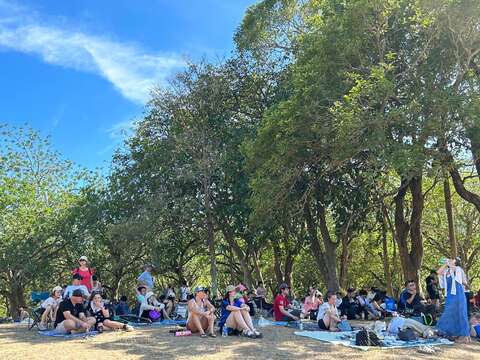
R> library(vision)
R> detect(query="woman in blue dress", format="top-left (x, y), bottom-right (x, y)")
top-left (436, 257), bottom-right (470, 342)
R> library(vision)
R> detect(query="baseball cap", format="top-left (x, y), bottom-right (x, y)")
top-left (279, 283), bottom-right (290, 290)
top-left (52, 286), bottom-right (63, 292)
top-left (194, 286), bottom-right (207, 293)
top-left (79, 256), bottom-right (88, 262)
top-left (71, 289), bottom-right (84, 298)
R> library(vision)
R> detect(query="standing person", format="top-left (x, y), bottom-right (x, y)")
top-left (72, 256), bottom-right (94, 291)
top-left (38, 286), bottom-right (63, 330)
top-left (89, 293), bottom-right (133, 332)
top-left (186, 286), bottom-right (216, 338)
top-left (54, 290), bottom-right (96, 334)
top-left (218, 285), bottom-right (260, 338)
top-left (137, 264), bottom-right (155, 290)
top-left (437, 258), bottom-right (470, 342)
top-left (273, 283), bottom-right (300, 321)
top-left (425, 270), bottom-right (440, 311)
top-left (317, 292), bottom-right (346, 331)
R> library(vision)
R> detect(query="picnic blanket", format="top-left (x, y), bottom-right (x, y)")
top-left (38, 330), bottom-right (98, 339)
top-left (294, 330), bottom-right (454, 351)
top-left (128, 319), bottom-right (187, 328)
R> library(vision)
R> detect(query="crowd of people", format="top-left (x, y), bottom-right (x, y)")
top-left (30, 256), bottom-right (480, 343)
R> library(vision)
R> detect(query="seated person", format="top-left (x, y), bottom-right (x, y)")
top-left (89, 293), bottom-right (133, 332)
top-left (218, 285), bottom-right (260, 338)
top-left (302, 286), bottom-right (323, 320)
top-left (273, 283), bottom-right (300, 321)
top-left (38, 286), bottom-right (63, 330)
top-left (470, 314), bottom-right (480, 338)
top-left (162, 286), bottom-right (176, 317)
top-left (357, 289), bottom-right (370, 319)
top-left (114, 295), bottom-right (130, 316)
top-left (398, 280), bottom-right (436, 319)
top-left (339, 288), bottom-right (360, 320)
top-left (63, 274), bottom-right (90, 299)
top-left (317, 291), bottom-right (346, 331)
top-left (18, 307), bottom-right (29, 321)
top-left (368, 293), bottom-right (386, 320)
top-left (139, 290), bottom-right (170, 321)
top-left (179, 281), bottom-right (190, 302)
top-left (54, 289), bottom-right (96, 334)
top-left (186, 286), bottom-right (216, 337)
top-left (335, 291), bottom-right (344, 308)
top-left (91, 275), bottom-right (103, 294)
top-left (256, 282), bottom-right (267, 298)
top-left (473, 290), bottom-right (480, 310)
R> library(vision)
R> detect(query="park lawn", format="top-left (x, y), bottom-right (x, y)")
top-left (0, 323), bottom-right (479, 360)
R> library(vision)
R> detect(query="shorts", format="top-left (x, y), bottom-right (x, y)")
top-left (54, 320), bottom-right (82, 334)
top-left (54, 321), bottom-right (69, 334)
top-left (318, 319), bottom-right (328, 330)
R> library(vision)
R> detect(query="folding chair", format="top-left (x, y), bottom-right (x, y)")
top-left (173, 301), bottom-right (188, 320)
top-left (28, 291), bottom-right (50, 330)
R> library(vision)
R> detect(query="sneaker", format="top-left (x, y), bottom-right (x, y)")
top-left (242, 329), bottom-right (256, 338)
top-left (253, 329), bottom-right (262, 338)
top-left (38, 323), bottom-right (47, 331)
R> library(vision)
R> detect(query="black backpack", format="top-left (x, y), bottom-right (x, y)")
top-left (398, 328), bottom-right (419, 341)
top-left (355, 328), bottom-right (383, 347)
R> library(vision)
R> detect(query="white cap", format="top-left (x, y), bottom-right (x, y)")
top-left (52, 286), bottom-right (63, 292)
top-left (79, 256), bottom-right (88, 262)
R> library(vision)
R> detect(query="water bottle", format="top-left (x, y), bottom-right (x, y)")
top-left (222, 326), bottom-right (229, 337)
top-left (175, 330), bottom-right (192, 337)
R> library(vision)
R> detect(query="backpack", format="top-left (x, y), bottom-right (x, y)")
top-left (355, 328), bottom-right (382, 347)
top-left (398, 328), bottom-right (418, 341)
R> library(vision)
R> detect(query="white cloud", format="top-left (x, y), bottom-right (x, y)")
top-left (0, 0), bottom-right (184, 104)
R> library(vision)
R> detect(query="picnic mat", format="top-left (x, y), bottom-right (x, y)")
top-left (294, 330), bottom-right (454, 351)
top-left (38, 330), bottom-right (98, 339)
top-left (128, 319), bottom-right (187, 328)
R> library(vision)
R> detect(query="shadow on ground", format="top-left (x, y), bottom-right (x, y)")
top-left (0, 323), bottom-right (479, 360)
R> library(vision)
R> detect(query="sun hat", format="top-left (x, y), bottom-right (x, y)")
top-left (226, 285), bottom-right (235, 293)
top-left (52, 286), bottom-right (63, 292)
top-left (79, 256), bottom-right (88, 262)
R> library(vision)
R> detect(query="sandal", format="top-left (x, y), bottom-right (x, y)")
top-left (209, 333), bottom-right (217, 338)
top-left (97, 324), bottom-right (104, 334)
top-left (200, 333), bottom-right (207, 338)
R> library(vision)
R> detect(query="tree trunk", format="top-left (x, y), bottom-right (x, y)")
top-left (304, 203), bottom-right (340, 291)
top-left (381, 208), bottom-right (393, 296)
top-left (339, 232), bottom-right (350, 290)
top-left (443, 177), bottom-right (457, 257)
top-left (393, 176), bottom-right (424, 287)
top-left (222, 229), bottom-right (253, 287)
top-left (271, 239), bottom-right (284, 284)
top-left (8, 279), bottom-right (25, 319)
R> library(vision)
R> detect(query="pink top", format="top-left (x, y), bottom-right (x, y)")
top-left (304, 296), bottom-right (322, 313)
top-left (73, 267), bottom-right (94, 291)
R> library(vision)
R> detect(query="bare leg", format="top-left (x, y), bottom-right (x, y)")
top-left (102, 319), bottom-right (127, 330)
top-left (207, 314), bottom-right (215, 335)
top-left (240, 309), bottom-right (255, 331)
top-left (187, 314), bottom-right (207, 335)
top-left (322, 314), bottom-right (331, 329)
top-left (226, 311), bottom-right (248, 331)
top-left (41, 306), bottom-right (52, 323)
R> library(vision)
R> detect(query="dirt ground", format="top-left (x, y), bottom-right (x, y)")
top-left (0, 323), bottom-right (479, 360)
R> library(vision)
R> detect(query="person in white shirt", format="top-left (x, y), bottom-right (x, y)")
top-left (180, 281), bottom-right (190, 302)
top-left (64, 274), bottom-right (90, 299)
top-left (38, 286), bottom-right (63, 330)
top-left (317, 291), bottom-right (346, 331)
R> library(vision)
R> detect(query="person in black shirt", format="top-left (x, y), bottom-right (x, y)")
top-left (398, 280), bottom-right (436, 320)
top-left (54, 289), bottom-right (95, 334)
top-left (339, 288), bottom-right (360, 320)
top-left (425, 270), bottom-right (440, 311)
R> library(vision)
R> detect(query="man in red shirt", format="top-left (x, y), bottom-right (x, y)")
top-left (273, 283), bottom-right (300, 321)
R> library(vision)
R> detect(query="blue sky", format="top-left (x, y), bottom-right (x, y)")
top-left (0, 0), bottom-right (256, 170)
